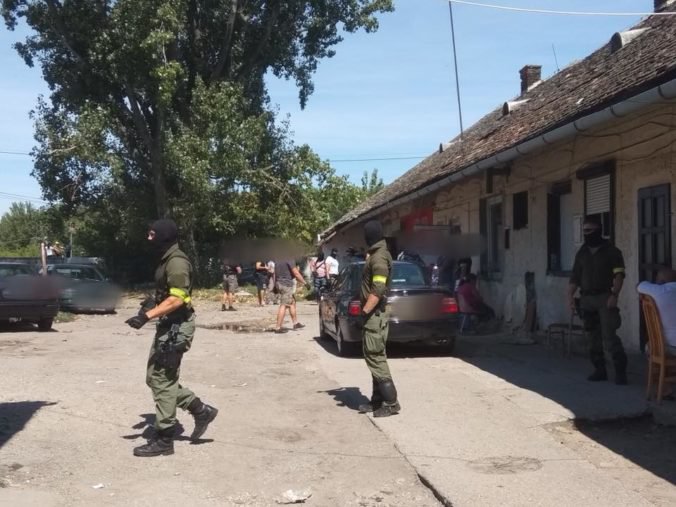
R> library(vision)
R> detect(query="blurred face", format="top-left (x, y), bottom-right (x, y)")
top-left (147, 230), bottom-right (156, 241)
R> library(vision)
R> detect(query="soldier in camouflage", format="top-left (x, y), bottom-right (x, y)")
top-left (125, 219), bottom-right (218, 457)
top-left (357, 220), bottom-right (401, 418)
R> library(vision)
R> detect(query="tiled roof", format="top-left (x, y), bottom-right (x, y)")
top-left (326, 8), bottom-right (676, 235)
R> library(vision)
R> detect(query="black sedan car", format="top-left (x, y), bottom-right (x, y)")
top-left (47, 263), bottom-right (120, 313)
top-left (318, 261), bottom-right (459, 356)
top-left (0, 262), bottom-right (59, 331)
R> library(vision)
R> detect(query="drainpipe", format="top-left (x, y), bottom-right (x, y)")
top-left (341, 77), bottom-right (676, 229)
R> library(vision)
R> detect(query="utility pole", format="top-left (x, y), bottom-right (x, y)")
top-left (448, 0), bottom-right (464, 139)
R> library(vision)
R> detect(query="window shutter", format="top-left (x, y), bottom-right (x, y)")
top-left (585, 174), bottom-right (610, 215)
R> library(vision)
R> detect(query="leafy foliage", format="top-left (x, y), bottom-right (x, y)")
top-left (2, 0), bottom-right (393, 282)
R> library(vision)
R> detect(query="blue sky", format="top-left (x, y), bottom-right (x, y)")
top-left (0, 0), bottom-right (654, 215)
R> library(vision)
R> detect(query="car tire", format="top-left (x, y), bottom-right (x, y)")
top-left (336, 326), bottom-right (358, 358)
top-left (38, 318), bottom-right (53, 332)
top-left (442, 337), bottom-right (456, 355)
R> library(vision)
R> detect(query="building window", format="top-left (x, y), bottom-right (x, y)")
top-left (584, 173), bottom-right (613, 238)
top-left (547, 181), bottom-right (576, 273)
top-left (577, 160), bottom-right (615, 240)
top-left (513, 191), bottom-right (529, 230)
top-left (480, 197), bottom-right (504, 274)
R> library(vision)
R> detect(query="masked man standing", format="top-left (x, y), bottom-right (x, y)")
top-left (126, 219), bottom-right (218, 457)
top-left (357, 220), bottom-right (400, 417)
top-left (568, 216), bottom-right (628, 385)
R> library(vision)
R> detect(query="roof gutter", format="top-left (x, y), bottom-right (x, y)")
top-left (322, 76), bottom-right (676, 240)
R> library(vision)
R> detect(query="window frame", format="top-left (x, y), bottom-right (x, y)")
top-left (577, 160), bottom-right (616, 242)
top-left (547, 181), bottom-right (574, 277)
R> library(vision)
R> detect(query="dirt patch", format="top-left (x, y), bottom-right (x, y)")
top-left (197, 319), bottom-right (274, 333)
top-left (466, 455), bottom-right (542, 474)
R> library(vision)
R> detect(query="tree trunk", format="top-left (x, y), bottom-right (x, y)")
top-left (150, 110), bottom-right (169, 218)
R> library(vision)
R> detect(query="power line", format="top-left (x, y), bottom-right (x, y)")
top-left (0, 191), bottom-right (48, 203)
top-left (0, 150), bottom-right (31, 156)
top-left (329, 156), bottom-right (427, 162)
top-left (448, 0), bottom-right (676, 16)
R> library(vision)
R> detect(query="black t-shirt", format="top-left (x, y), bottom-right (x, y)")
top-left (570, 242), bottom-right (625, 292)
top-left (223, 264), bottom-right (238, 276)
top-left (275, 259), bottom-right (296, 287)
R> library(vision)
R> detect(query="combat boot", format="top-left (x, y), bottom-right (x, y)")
top-left (372, 378), bottom-right (401, 418)
top-left (188, 398), bottom-right (218, 440)
top-left (358, 377), bottom-right (383, 413)
top-left (133, 427), bottom-right (174, 457)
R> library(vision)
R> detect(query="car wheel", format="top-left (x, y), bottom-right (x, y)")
top-left (336, 326), bottom-right (358, 357)
top-left (38, 318), bottom-right (53, 332)
top-left (441, 336), bottom-right (456, 355)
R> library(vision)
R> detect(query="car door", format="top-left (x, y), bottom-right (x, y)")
top-left (324, 266), bottom-right (352, 335)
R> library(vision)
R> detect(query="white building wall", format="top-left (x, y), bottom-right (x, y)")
top-left (331, 101), bottom-right (676, 351)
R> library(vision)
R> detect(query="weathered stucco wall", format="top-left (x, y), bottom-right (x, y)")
top-left (328, 101), bottom-right (676, 351)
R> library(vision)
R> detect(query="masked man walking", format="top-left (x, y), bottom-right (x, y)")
top-left (357, 220), bottom-right (400, 417)
top-left (126, 219), bottom-right (218, 457)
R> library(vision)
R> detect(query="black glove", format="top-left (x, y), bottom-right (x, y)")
top-left (126, 313), bottom-right (150, 329)
top-left (139, 295), bottom-right (156, 315)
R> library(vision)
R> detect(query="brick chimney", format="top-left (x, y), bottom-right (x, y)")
top-left (519, 65), bottom-right (542, 94)
top-left (655, 0), bottom-right (676, 11)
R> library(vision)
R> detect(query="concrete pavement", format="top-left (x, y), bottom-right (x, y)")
top-left (316, 323), bottom-right (676, 506)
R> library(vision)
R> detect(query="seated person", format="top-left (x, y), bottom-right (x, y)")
top-left (456, 273), bottom-right (495, 322)
top-left (637, 267), bottom-right (676, 354)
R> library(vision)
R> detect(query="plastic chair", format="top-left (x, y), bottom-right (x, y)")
top-left (640, 294), bottom-right (676, 404)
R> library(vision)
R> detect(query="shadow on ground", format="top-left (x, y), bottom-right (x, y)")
top-left (313, 336), bottom-right (455, 359)
top-left (122, 413), bottom-right (213, 444)
top-left (572, 415), bottom-right (676, 486)
top-left (453, 334), bottom-right (676, 487)
top-left (0, 401), bottom-right (57, 449)
top-left (320, 386), bottom-right (370, 411)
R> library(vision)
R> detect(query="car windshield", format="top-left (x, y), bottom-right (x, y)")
top-left (0, 264), bottom-right (34, 276)
top-left (391, 263), bottom-right (426, 286)
top-left (49, 265), bottom-right (104, 281)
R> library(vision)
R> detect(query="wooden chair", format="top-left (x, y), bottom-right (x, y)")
top-left (546, 298), bottom-right (584, 357)
top-left (640, 294), bottom-right (676, 403)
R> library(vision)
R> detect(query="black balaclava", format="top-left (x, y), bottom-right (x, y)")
top-left (364, 220), bottom-right (384, 248)
top-left (317, 251), bottom-right (325, 262)
top-left (149, 219), bottom-right (178, 257)
top-left (583, 218), bottom-right (604, 248)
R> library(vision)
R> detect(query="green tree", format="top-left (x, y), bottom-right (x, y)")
top-left (0, 202), bottom-right (48, 256)
top-left (361, 168), bottom-right (384, 196)
top-left (2, 0), bottom-right (393, 218)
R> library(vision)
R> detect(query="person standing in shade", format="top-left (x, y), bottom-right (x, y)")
top-left (568, 216), bottom-right (628, 385)
top-left (274, 258), bottom-right (309, 334)
top-left (357, 220), bottom-right (400, 417)
top-left (125, 219), bottom-right (217, 457)
top-left (221, 260), bottom-right (241, 311)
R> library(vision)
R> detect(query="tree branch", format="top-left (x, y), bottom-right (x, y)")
top-left (210, 0), bottom-right (239, 82)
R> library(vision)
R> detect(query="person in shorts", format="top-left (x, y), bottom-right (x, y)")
top-left (274, 259), bottom-right (309, 334)
top-left (222, 261), bottom-right (241, 311)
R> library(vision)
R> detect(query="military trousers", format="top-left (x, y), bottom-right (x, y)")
top-left (362, 310), bottom-right (392, 381)
top-left (146, 315), bottom-right (197, 431)
top-left (580, 293), bottom-right (627, 370)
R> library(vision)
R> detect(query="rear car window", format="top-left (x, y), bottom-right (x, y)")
top-left (49, 266), bottom-right (103, 281)
top-left (391, 264), bottom-right (425, 286)
top-left (0, 264), bottom-right (34, 276)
